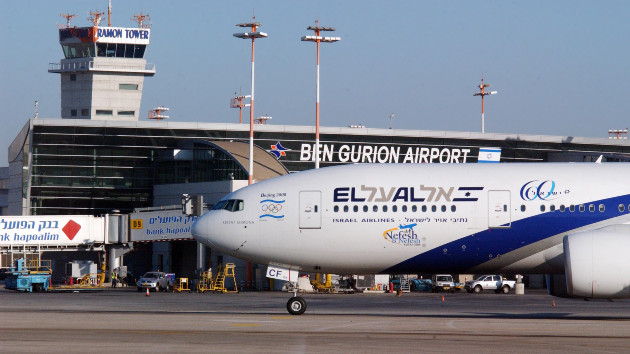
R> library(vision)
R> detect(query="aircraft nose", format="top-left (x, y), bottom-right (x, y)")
top-left (191, 212), bottom-right (217, 248)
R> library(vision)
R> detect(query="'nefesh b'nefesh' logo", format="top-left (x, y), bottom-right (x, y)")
top-left (383, 223), bottom-right (422, 245)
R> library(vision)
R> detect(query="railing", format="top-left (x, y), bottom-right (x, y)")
top-left (48, 61), bottom-right (155, 73)
top-left (27, 259), bottom-right (52, 274)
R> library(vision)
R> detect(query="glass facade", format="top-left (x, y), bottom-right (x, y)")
top-left (28, 126), bottom-right (248, 215)
top-left (62, 43), bottom-right (147, 59)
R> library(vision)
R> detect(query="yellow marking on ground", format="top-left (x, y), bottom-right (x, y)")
top-left (270, 316), bottom-right (292, 320)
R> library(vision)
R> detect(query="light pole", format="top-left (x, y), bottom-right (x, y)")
top-left (234, 17), bottom-right (267, 185)
top-left (473, 76), bottom-right (497, 133)
top-left (302, 21), bottom-right (340, 169)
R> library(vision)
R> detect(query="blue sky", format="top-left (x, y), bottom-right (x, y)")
top-left (1, 1), bottom-right (629, 166)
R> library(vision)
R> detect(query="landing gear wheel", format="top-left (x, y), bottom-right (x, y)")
top-left (287, 296), bottom-right (307, 315)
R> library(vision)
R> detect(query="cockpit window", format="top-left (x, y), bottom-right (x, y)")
top-left (211, 199), bottom-right (244, 212)
top-left (212, 200), bottom-right (228, 210)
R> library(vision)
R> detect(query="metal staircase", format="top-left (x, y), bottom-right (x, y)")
top-left (399, 275), bottom-right (411, 293)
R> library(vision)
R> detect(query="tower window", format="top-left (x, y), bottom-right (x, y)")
top-left (70, 109), bottom-right (77, 117)
top-left (119, 84), bottom-right (138, 90)
top-left (96, 110), bottom-right (113, 116)
top-left (118, 111), bottom-right (135, 116)
top-left (70, 74), bottom-right (76, 81)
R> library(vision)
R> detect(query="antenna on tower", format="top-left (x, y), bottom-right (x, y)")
top-left (148, 106), bottom-right (169, 121)
top-left (88, 10), bottom-right (104, 26)
top-left (108, 0), bottom-right (112, 27)
top-left (230, 89), bottom-right (251, 124)
top-left (58, 13), bottom-right (76, 29)
top-left (254, 115), bottom-right (272, 125)
top-left (131, 12), bottom-right (151, 28)
top-left (33, 101), bottom-right (39, 119)
top-left (389, 113), bottom-right (394, 129)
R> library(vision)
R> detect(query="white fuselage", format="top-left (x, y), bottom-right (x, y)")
top-left (192, 163), bottom-right (630, 275)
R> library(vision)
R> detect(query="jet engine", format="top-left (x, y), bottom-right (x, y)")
top-left (564, 228), bottom-right (630, 299)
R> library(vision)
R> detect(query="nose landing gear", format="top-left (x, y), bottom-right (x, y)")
top-left (287, 296), bottom-right (307, 315)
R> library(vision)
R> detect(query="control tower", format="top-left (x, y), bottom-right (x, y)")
top-left (48, 11), bottom-right (155, 121)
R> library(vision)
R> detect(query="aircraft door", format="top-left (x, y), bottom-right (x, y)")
top-left (299, 191), bottom-right (321, 229)
top-left (488, 190), bottom-right (511, 228)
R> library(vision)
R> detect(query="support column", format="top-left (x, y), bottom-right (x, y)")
top-left (196, 242), bottom-right (206, 272)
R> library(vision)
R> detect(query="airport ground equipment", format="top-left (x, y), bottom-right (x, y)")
top-left (78, 273), bottom-right (99, 285)
top-left (212, 263), bottom-right (238, 293)
top-left (310, 277), bottom-right (335, 293)
top-left (173, 278), bottom-right (191, 293)
top-left (432, 274), bottom-right (457, 293)
top-left (4, 258), bottom-right (52, 292)
top-left (196, 270), bottom-right (213, 292)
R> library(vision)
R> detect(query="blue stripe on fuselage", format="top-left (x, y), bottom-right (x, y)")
top-left (381, 193), bottom-right (630, 274)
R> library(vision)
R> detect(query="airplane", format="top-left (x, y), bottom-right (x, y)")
top-left (191, 163), bottom-right (630, 315)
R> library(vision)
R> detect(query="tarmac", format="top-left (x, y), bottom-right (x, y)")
top-left (1, 286), bottom-right (629, 353)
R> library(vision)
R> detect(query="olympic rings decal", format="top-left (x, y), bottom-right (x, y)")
top-left (261, 204), bottom-right (283, 213)
top-left (260, 199), bottom-right (286, 219)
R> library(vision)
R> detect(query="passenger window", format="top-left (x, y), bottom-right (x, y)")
top-left (619, 204), bottom-right (625, 212)
top-left (334, 205), bottom-right (339, 212)
top-left (550, 205), bottom-right (555, 212)
top-left (402, 205), bottom-right (408, 212)
top-left (392, 205), bottom-right (398, 212)
top-left (373, 205), bottom-right (378, 212)
top-left (569, 205), bottom-right (575, 212)
top-left (441, 205), bottom-right (446, 212)
top-left (451, 205), bottom-right (456, 212)
top-left (314, 205), bottom-right (318, 213)
top-left (540, 205), bottom-right (546, 212)
top-left (521, 205), bottom-right (526, 212)
top-left (579, 204), bottom-right (585, 212)
top-left (363, 205), bottom-right (368, 212)
top-left (599, 204), bottom-right (605, 212)
top-left (559, 205), bottom-right (565, 212)
top-left (422, 205), bottom-right (427, 212)
top-left (353, 205), bottom-right (358, 212)
top-left (412, 205), bottom-right (417, 212)
top-left (343, 205), bottom-right (349, 213)
top-left (589, 204), bottom-right (595, 212)
top-left (431, 205), bottom-right (437, 212)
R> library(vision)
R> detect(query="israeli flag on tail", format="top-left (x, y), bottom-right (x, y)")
top-left (478, 147), bottom-right (501, 163)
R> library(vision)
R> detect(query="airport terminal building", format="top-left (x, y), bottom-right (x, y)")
top-left (9, 118), bottom-right (630, 217)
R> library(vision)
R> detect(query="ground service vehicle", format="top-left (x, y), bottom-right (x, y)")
top-left (192, 163), bottom-right (630, 314)
top-left (390, 277), bottom-right (433, 292)
top-left (4, 258), bottom-right (52, 293)
top-left (465, 275), bottom-right (516, 294)
top-left (432, 274), bottom-right (456, 292)
top-left (136, 272), bottom-right (173, 292)
top-left (410, 278), bottom-right (433, 292)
